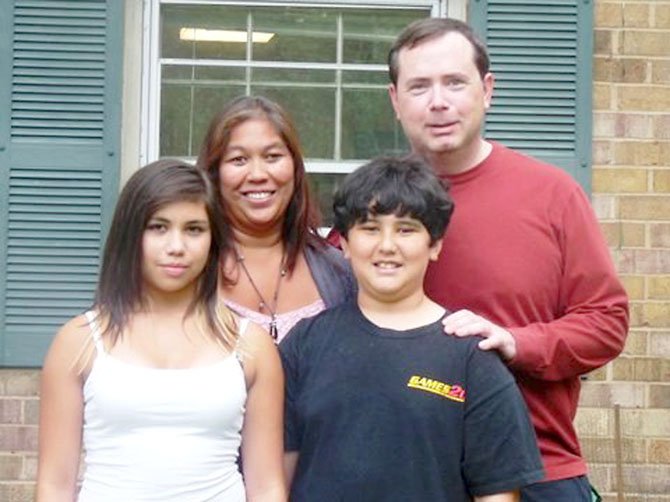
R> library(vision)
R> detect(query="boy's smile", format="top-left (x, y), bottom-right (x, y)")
top-left (341, 213), bottom-right (442, 306)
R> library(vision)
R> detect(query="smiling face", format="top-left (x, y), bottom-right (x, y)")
top-left (141, 200), bottom-right (212, 298)
top-left (341, 212), bottom-right (442, 306)
top-left (218, 118), bottom-right (296, 237)
top-left (389, 31), bottom-right (493, 167)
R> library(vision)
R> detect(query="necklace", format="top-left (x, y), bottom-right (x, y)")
top-left (236, 251), bottom-right (287, 340)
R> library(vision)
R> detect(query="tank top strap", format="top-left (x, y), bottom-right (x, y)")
top-left (84, 310), bottom-right (106, 356)
top-left (233, 317), bottom-right (250, 362)
top-left (238, 317), bottom-right (249, 338)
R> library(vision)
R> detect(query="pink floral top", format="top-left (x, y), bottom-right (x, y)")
top-left (223, 299), bottom-right (326, 343)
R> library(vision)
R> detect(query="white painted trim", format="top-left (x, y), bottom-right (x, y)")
top-left (447, 0), bottom-right (467, 21)
top-left (162, 0), bottom-right (436, 7)
top-left (121, 0), bottom-right (145, 186)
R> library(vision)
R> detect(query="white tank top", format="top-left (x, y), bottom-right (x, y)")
top-left (78, 311), bottom-right (248, 502)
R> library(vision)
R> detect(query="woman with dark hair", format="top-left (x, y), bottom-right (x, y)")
top-left (198, 96), bottom-right (355, 342)
top-left (36, 159), bottom-right (286, 501)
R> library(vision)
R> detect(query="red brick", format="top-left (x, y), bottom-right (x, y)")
top-left (620, 275), bottom-right (645, 301)
top-left (654, 170), bottom-right (670, 193)
top-left (622, 330), bottom-right (648, 356)
top-left (594, 30), bottom-right (614, 55)
top-left (621, 409), bottom-right (670, 436)
top-left (0, 371), bottom-right (39, 397)
top-left (649, 385), bottom-right (670, 408)
top-left (654, 115), bottom-right (670, 139)
top-left (595, 3), bottom-right (623, 27)
top-left (650, 332), bottom-right (670, 358)
top-left (655, 4), bottom-right (670, 29)
top-left (649, 438), bottom-right (670, 463)
top-left (621, 223), bottom-right (647, 248)
top-left (616, 250), bottom-right (670, 274)
top-left (620, 197), bottom-right (670, 220)
top-left (615, 113), bottom-right (654, 138)
top-left (579, 382), bottom-right (646, 407)
top-left (652, 60), bottom-right (670, 85)
top-left (0, 401), bottom-right (21, 425)
top-left (592, 140), bottom-right (614, 165)
top-left (593, 168), bottom-right (648, 193)
top-left (0, 483), bottom-right (35, 502)
top-left (586, 463), bottom-right (613, 492)
top-left (612, 357), bottom-right (670, 381)
top-left (622, 464), bottom-right (670, 494)
top-left (0, 427), bottom-right (37, 452)
top-left (623, 4), bottom-right (651, 28)
top-left (0, 455), bottom-right (22, 481)
top-left (622, 31), bottom-right (670, 57)
top-left (581, 436), bottom-right (646, 463)
top-left (650, 223), bottom-right (670, 247)
top-left (586, 366), bottom-right (609, 381)
top-left (619, 85), bottom-right (670, 112)
top-left (23, 400), bottom-right (39, 426)
top-left (593, 82), bottom-right (613, 110)
top-left (627, 301), bottom-right (645, 327)
top-left (613, 141), bottom-right (665, 166)
top-left (641, 302), bottom-right (670, 328)
top-left (648, 276), bottom-right (670, 299)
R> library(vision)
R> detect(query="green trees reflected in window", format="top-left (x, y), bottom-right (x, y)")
top-left (158, 3), bottom-right (429, 222)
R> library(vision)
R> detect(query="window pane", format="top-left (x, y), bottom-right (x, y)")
top-left (191, 85), bottom-right (246, 153)
top-left (252, 8), bottom-right (337, 63)
top-left (308, 173), bottom-right (346, 226)
top-left (342, 9), bottom-right (426, 64)
top-left (160, 65), bottom-right (246, 157)
top-left (161, 5), bottom-right (248, 60)
top-left (252, 67), bottom-right (335, 85)
top-left (253, 84), bottom-right (335, 159)
top-left (341, 86), bottom-right (409, 159)
top-left (155, 3), bottom-right (433, 162)
top-left (342, 70), bottom-right (389, 85)
top-left (160, 84), bottom-right (191, 156)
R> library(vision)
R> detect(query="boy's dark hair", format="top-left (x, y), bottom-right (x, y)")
top-left (333, 155), bottom-right (454, 245)
top-left (388, 17), bottom-right (490, 85)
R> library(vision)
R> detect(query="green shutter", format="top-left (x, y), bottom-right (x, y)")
top-left (0, 0), bottom-right (123, 367)
top-left (469, 0), bottom-right (592, 191)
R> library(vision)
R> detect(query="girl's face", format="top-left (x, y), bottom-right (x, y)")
top-left (141, 200), bottom-right (211, 298)
top-left (218, 118), bottom-right (295, 237)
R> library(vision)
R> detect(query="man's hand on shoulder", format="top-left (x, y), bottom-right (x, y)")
top-left (442, 309), bottom-right (517, 361)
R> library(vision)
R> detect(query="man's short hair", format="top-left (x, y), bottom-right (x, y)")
top-left (388, 17), bottom-right (490, 85)
top-left (333, 155), bottom-right (454, 245)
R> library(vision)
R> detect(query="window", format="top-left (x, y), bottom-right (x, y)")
top-left (143, 1), bottom-right (444, 222)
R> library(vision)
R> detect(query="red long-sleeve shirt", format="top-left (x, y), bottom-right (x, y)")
top-left (426, 142), bottom-right (629, 481)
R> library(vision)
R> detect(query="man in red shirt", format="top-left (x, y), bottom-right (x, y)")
top-left (387, 17), bottom-right (628, 501)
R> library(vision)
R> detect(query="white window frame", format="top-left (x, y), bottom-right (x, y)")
top-left (139, 0), bottom-right (470, 172)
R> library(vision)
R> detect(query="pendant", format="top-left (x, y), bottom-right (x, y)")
top-left (269, 318), bottom-right (278, 341)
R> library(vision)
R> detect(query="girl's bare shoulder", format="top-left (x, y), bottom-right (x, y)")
top-left (43, 314), bottom-right (95, 373)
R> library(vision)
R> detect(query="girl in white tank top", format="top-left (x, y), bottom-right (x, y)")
top-left (36, 160), bottom-right (286, 501)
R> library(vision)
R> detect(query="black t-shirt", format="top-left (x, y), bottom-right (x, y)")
top-left (280, 303), bottom-right (544, 501)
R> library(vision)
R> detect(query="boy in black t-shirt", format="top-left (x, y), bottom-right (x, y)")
top-left (280, 156), bottom-right (544, 501)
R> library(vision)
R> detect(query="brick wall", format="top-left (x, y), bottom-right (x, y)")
top-left (0, 370), bottom-right (39, 501)
top-left (580, 1), bottom-right (670, 500)
top-left (1, 1), bottom-right (669, 501)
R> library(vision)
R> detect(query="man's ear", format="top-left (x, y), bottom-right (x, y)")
top-left (388, 84), bottom-right (400, 120)
top-left (483, 72), bottom-right (494, 110)
top-left (429, 239), bottom-right (443, 261)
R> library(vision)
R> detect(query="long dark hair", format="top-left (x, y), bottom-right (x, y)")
top-left (196, 95), bottom-right (323, 277)
top-left (94, 159), bottom-right (237, 349)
